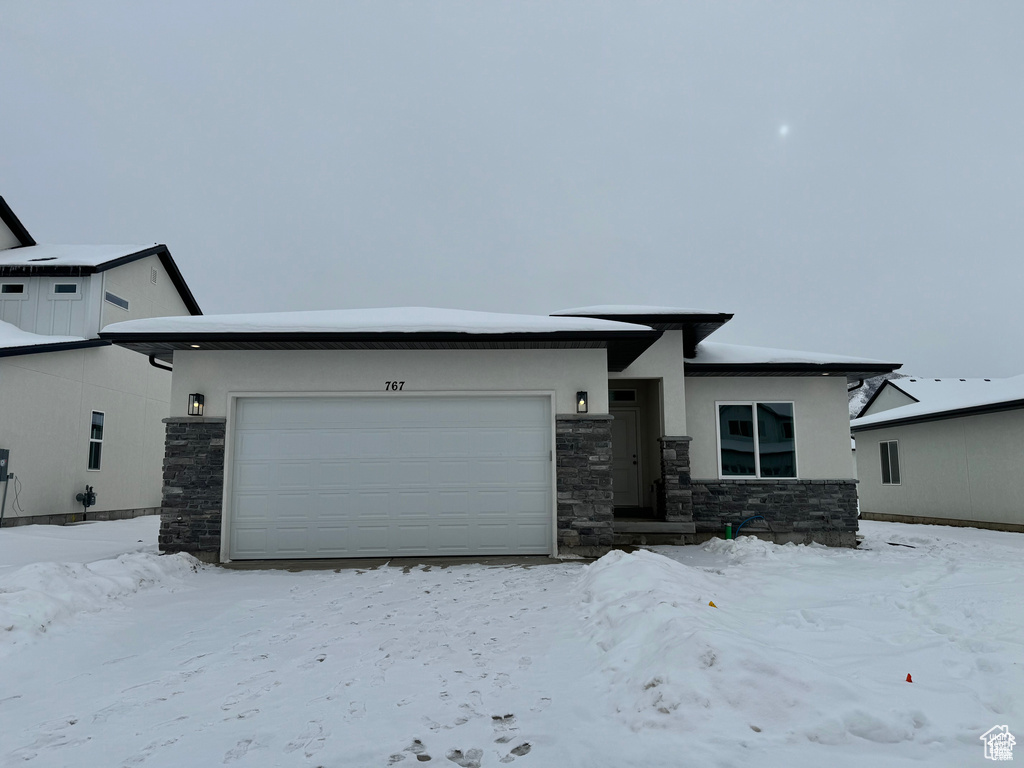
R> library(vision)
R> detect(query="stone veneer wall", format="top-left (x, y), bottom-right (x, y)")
top-left (658, 437), bottom-right (694, 531)
top-left (555, 414), bottom-right (614, 556)
top-left (689, 478), bottom-right (859, 546)
top-left (159, 417), bottom-right (226, 561)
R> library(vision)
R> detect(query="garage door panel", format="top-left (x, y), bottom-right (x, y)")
top-left (357, 461), bottom-right (390, 485)
top-left (235, 462), bottom-right (272, 491)
top-left (275, 493), bottom-right (313, 518)
top-left (396, 460), bottom-right (432, 485)
top-left (434, 461), bottom-right (470, 485)
top-left (275, 526), bottom-right (312, 555)
top-left (353, 491), bottom-right (389, 517)
top-left (317, 462), bottom-right (352, 487)
top-left (471, 430), bottom-right (510, 456)
top-left (229, 395), bottom-right (552, 559)
top-left (278, 462), bottom-right (313, 489)
top-left (232, 527), bottom-right (269, 556)
top-left (354, 524), bottom-right (390, 554)
top-left (312, 525), bottom-right (351, 556)
top-left (316, 492), bottom-right (350, 519)
top-left (432, 430), bottom-right (472, 457)
top-left (437, 491), bottom-right (470, 514)
top-left (234, 493), bottom-right (270, 521)
top-left (512, 459), bottom-right (548, 484)
top-left (476, 460), bottom-right (509, 484)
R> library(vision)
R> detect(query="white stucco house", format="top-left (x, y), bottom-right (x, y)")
top-left (851, 376), bottom-right (1024, 533)
top-left (0, 196), bottom-right (200, 526)
top-left (101, 304), bottom-right (899, 561)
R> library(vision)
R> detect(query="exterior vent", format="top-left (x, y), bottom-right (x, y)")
top-left (151, 266), bottom-right (158, 284)
top-left (28, 256), bottom-right (57, 262)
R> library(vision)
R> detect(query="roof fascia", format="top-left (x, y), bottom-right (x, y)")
top-left (0, 196), bottom-right (37, 247)
top-left (685, 362), bottom-right (901, 382)
top-left (851, 398), bottom-right (1024, 431)
top-left (0, 339), bottom-right (109, 359)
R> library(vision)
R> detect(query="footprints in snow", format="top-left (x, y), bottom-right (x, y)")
top-left (391, 713), bottom-right (532, 766)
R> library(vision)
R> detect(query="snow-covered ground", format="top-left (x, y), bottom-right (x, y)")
top-left (1, 518), bottom-right (1020, 767)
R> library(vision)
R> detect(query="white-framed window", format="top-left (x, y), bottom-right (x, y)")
top-left (53, 283), bottom-right (79, 294)
top-left (716, 401), bottom-right (797, 478)
top-left (880, 440), bottom-right (900, 485)
top-left (1, 283), bottom-right (25, 294)
top-left (88, 411), bottom-right (104, 471)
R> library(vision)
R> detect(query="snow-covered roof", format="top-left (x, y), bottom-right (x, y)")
top-left (103, 307), bottom-right (655, 336)
top-left (851, 375), bottom-right (1024, 429)
top-left (0, 243), bottom-right (157, 269)
top-left (0, 319), bottom-right (87, 352)
top-left (552, 305), bottom-right (726, 316)
top-left (688, 341), bottom-right (891, 366)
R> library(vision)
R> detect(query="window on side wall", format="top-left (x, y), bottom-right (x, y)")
top-left (880, 440), bottom-right (900, 485)
top-left (88, 411), bottom-right (104, 470)
top-left (717, 402), bottom-right (797, 478)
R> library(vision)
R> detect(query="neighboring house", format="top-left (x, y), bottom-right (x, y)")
top-left (851, 376), bottom-right (1024, 533)
top-left (101, 304), bottom-right (899, 561)
top-left (0, 196), bottom-right (200, 526)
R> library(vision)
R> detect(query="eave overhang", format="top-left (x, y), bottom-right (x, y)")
top-left (684, 361), bottom-right (901, 383)
top-left (0, 245), bottom-right (202, 316)
top-left (552, 312), bottom-right (733, 357)
top-left (0, 339), bottom-right (109, 359)
top-left (102, 329), bottom-right (663, 372)
top-left (851, 398), bottom-right (1024, 432)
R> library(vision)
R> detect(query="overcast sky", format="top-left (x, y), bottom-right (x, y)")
top-left (2, 2), bottom-right (1022, 376)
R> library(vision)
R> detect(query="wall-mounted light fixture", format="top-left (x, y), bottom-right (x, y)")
top-left (188, 393), bottom-right (205, 416)
top-left (576, 391), bottom-right (588, 414)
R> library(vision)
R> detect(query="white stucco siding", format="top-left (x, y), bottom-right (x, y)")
top-left (0, 345), bottom-right (171, 518)
top-left (168, 348), bottom-right (609, 419)
top-left (610, 330), bottom-right (685, 434)
top-left (856, 410), bottom-right (1024, 526)
top-left (861, 384), bottom-right (916, 416)
top-left (100, 255), bottom-right (193, 329)
top-left (684, 376), bottom-right (854, 480)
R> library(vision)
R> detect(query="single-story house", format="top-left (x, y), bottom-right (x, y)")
top-left (851, 376), bottom-right (1024, 533)
top-left (101, 304), bottom-right (900, 561)
top-left (0, 196), bottom-right (200, 526)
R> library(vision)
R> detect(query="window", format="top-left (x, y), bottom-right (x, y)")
top-left (880, 440), bottom-right (900, 485)
top-left (54, 283), bottom-right (78, 294)
top-left (88, 412), bottom-right (104, 470)
top-left (1, 284), bottom-right (25, 294)
top-left (609, 389), bottom-right (637, 403)
top-left (717, 402), bottom-right (796, 478)
top-left (104, 291), bottom-right (130, 310)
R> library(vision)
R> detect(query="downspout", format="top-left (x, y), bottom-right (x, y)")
top-left (149, 355), bottom-right (173, 372)
top-left (847, 379), bottom-right (865, 393)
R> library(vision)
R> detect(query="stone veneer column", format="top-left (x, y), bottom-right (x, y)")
top-left (658, 436), bottom-right (695, 530)
top-left (159, 417), bottom-right (227, 561)
top-left (555, 414), bottom-right (614, 557)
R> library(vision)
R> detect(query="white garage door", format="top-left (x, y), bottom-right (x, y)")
top-left (228, 395), bottom-right (553, 559)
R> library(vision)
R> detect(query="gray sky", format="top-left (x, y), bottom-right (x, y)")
top-left (3, 1), bottom-right (1022, 377)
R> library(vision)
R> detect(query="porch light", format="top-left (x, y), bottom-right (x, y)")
top-left (576, 391), bottom-right (588, 414)
top-left (188, 393), bottom-right (205, 416)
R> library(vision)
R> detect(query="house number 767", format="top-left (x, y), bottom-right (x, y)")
top-left (385, 381), bottom-right (405, 391)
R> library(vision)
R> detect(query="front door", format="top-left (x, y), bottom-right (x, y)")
top-left (610, 408), bottom-right (642, 507)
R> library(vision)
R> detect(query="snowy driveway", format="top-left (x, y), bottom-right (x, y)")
top-left (1, 519), bottom-right (1022, 767)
